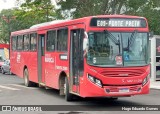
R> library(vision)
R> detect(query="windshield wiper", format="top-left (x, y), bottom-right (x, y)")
top-left (127, 30), bottom-right (138, 51)
top-left (104, 30), bottom-right (120, 45)
top-left (104, 30), bottom-right (121, 54)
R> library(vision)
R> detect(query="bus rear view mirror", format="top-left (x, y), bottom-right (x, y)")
top-left (83, 32), bottom-right (89, 51)
top-left (83, 32), bottom-right (89, 57)
top-left (83, 37), bottom-right (88, 51)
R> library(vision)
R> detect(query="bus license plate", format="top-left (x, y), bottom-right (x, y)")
top-left (119, 88), bottom-right (129, 93)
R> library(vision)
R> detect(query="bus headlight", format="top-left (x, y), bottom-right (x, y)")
top-left (88, 74), bottom-right (102, 87)
top-left (142, 74), bottom-right (150, 86)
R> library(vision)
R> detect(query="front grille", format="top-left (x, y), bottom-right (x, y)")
top-left (103, 83), bottom-right (142, 86)
top-left (100, 69), bottom-right (145, 77)
top-left (105, 85), bottom-right (141, 93)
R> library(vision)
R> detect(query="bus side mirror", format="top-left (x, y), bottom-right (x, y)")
top-left (83, 32), bottom-right (89, 57)
top-left (83, 37), bottom-right (88, 51)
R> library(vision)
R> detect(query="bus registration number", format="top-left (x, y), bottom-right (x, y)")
top-left (119, 88), bottom-right (129, 93)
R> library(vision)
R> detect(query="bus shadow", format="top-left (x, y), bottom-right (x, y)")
top-left (39, 88), bottom-right (144, 106)
top-left (16, 83), bottom-right (144, 107)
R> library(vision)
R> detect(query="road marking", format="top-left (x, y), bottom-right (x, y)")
top-left (0, 85), bottom-right (20, 90)
top-left (8, 84), bottom-right (38, 89)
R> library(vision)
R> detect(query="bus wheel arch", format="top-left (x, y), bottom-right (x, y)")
top-left (23, 65), bottom-right (28, 77)
top-left (59, 71), bottom-right (67, 95)
top-left (23, 66), bottom-right (34, 87)
top-left (59, 71), bottom-right (73, 101)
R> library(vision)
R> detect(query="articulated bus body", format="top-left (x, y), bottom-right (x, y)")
top-left (10, 15), bottom-right (150, 101)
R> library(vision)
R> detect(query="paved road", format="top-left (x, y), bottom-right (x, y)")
top-left (0, 74), bottom-right (160, 114)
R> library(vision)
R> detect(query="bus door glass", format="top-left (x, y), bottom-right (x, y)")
top-left (38, 34), bottom-right (45, 84)
top-left (70, 29), bottom-right (84, 93)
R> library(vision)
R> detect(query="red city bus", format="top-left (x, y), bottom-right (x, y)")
top-left (10, 15), bottom-right (150, 101)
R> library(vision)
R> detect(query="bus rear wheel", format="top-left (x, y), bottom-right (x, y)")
top-left (64, 77), bottom-right (73, 101)
top-left (24, 69), bottom-right (33, 87)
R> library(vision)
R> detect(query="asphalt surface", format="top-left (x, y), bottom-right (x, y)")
top-left (0, 73), bottom-right (160, 114)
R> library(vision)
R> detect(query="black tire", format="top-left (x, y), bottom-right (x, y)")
top-left (24, 68), bottom-right (33, 87)
top-left (1, 68), bottom-right (5, 74)
top-left (65, 77), bottom-right (73, 101)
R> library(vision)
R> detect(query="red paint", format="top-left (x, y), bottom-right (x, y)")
top-left (0, 43), bottom-right (9, 49)
top-left (10, 15), bottom-right (150, 99)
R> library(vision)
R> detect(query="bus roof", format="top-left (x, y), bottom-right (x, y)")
top-left (11, 15), bottom-right (147, 35)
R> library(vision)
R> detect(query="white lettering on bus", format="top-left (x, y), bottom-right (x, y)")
top-left (45, 54), bottom-right (54, 63)
top-left (125, 20), bottom-right (140, 27)
top-left (56, 66), bottom-right (67, 71)
top-left (45, 57), bottom-right (54, 63)
top-left (97, 20), bottom-right (107, 26)
top-left (17, 53), bottom-right (21, 63)
top-left (108, 20), bottom-right (140, 27)
top-left (109, 20), bottom-right (124, 27)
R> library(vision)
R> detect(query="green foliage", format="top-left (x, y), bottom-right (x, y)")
top-left (15, 0), bottom-right (57, 29)
top-left (0, 9), bottom-right (17, 43)
top-left (56, 0), bottom-right (160, 34)
top-left (56, 0), bottom-right (128, 18)
top-left (0, 0), bottom-right (57, 43)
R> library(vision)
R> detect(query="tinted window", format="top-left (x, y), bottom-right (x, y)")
top-left (46, 30), bottom-right (56, 51)
top-left (30, 33), bottom-right (37, 51)
top-left (23, 34), bottom-right (30, 51)
top-left (17, 35), bottom-right (23, 50)
top-left (57, 28), bottom-right (68, 51)
top-left (12, 36), bottom-right (17, 51)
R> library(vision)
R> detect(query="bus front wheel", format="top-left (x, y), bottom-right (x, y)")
top-left (64, 77), bottom-right (73, 101)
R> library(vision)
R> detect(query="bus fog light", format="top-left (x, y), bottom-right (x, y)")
top-left (142, 74), bottom-right (150, 86)
top-left (87, 74), bottom-right (102, 87)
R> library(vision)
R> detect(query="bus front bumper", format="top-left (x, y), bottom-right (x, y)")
top-left (80, 80), bottom-right (150, 98)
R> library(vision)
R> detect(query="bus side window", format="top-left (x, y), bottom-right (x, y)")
top-left (23, 34), bottom-right (30, 51)
top-left (46, 30), bottom-right (56, 51)
top-left (30, 33), bottom-right (37, 51)
top-left (12, 36), bottom-right (17, 51)
top-left (17, 35), bottom-right (23, 50)
top-left (57, 28), bottom-right (68, 52)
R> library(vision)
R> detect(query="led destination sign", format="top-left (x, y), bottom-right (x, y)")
top-left (90, 18), bottom-right (146, 27)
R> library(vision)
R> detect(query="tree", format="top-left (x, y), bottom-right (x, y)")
top-left (14, 0), bottom-right (57, 29)
top-left (56, 0), bottom-right (127, 19)
top-left (56, 0), bottom-right (160, 34)
top-left (0, 0), bottom-right (57, 43)
top-left (0, 9), bottom-right (17, 43)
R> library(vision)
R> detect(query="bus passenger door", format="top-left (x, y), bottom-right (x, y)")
top-left (38, 34), bottom-right (45, 84)
top-left (70, 29), bottom-right (84, 93)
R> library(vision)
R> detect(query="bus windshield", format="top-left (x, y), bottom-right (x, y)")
top-left (87, 31), bottom-right (149, 67)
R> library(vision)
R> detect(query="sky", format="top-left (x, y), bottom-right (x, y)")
top-left (0, 0), bottom-right (57, 11)
top-left (0, 0), bottom-right (17, 11)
